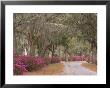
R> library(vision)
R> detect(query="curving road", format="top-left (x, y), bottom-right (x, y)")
top-left (60, 61), bottom-right (96, 75)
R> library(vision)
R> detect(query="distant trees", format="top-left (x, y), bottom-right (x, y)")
top-left (14, 13), bottom-right (97, 64)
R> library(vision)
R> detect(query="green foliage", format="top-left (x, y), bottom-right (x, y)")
top-left (14, 13), bottom-right (97, 58)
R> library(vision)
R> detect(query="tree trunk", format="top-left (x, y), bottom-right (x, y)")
top-left (30, 45), bottom-right (36, 56)
top-left (89, 38), bottom-right (94, 63)
top-left (38, 48), bottom-right (45, 56)
top-left (51, 44), bottom-right (55, 57)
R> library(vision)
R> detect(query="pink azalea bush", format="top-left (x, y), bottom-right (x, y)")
top-left (34, 56), bottom-right (45, 69)
top-left (71, 56), bottom-right (82, 61)
top-left (51, 56), bottom-right (61, 63)
top-left (14, 55), bottom-right (45, 75)
top-left (14, 54), bottom-right (61, 75)
top-left (14, 64), bottom-right (28, 75)
top-left (44, 57), bottom-right (51, 65)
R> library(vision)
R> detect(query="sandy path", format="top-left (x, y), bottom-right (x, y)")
top-left (60, 61), bottom-right (96, 75)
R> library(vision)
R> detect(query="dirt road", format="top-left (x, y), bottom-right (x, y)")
top-left (60, 61), bottom-right (96, 75)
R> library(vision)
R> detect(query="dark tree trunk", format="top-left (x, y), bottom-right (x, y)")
top-left (30, 45), bottom-right (36, 56)
top-left (52, 44), bottom-right (55, 57)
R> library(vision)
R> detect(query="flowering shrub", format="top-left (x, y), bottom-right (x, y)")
top-left (71, 56), bottom-right (82, 61)
top-left (14, 55), bottom-right (46, 75)
top-left (14, 64), bottom-right (28, 75)
top-left (14, 55), bottom-right (33, 74)
top-left (14, 54), bottom-right (61, 75)
top-left (34, 56), bottom-right (45, 69)
top-left (51, 56), bottom-right (61, 63)
top-left (25, 57), bottom-right (37, 72)
top-left (61, 57), bottom-right (66, 61)
top-left (44, 57), bottom-right (51, 65)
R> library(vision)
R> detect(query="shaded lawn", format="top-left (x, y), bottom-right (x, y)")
top-left (24, 63), bottom-right (64, 75)
top-left (81, 63), bottom-right (97, 72)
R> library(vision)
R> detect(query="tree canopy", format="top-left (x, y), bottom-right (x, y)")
top-left (13, 13), bottom-right (97, 61)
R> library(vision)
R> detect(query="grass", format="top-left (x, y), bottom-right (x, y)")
top-left (24, 63), bottom-right (64, 75)
top-left (81, 62), bottom-right (97, 72)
